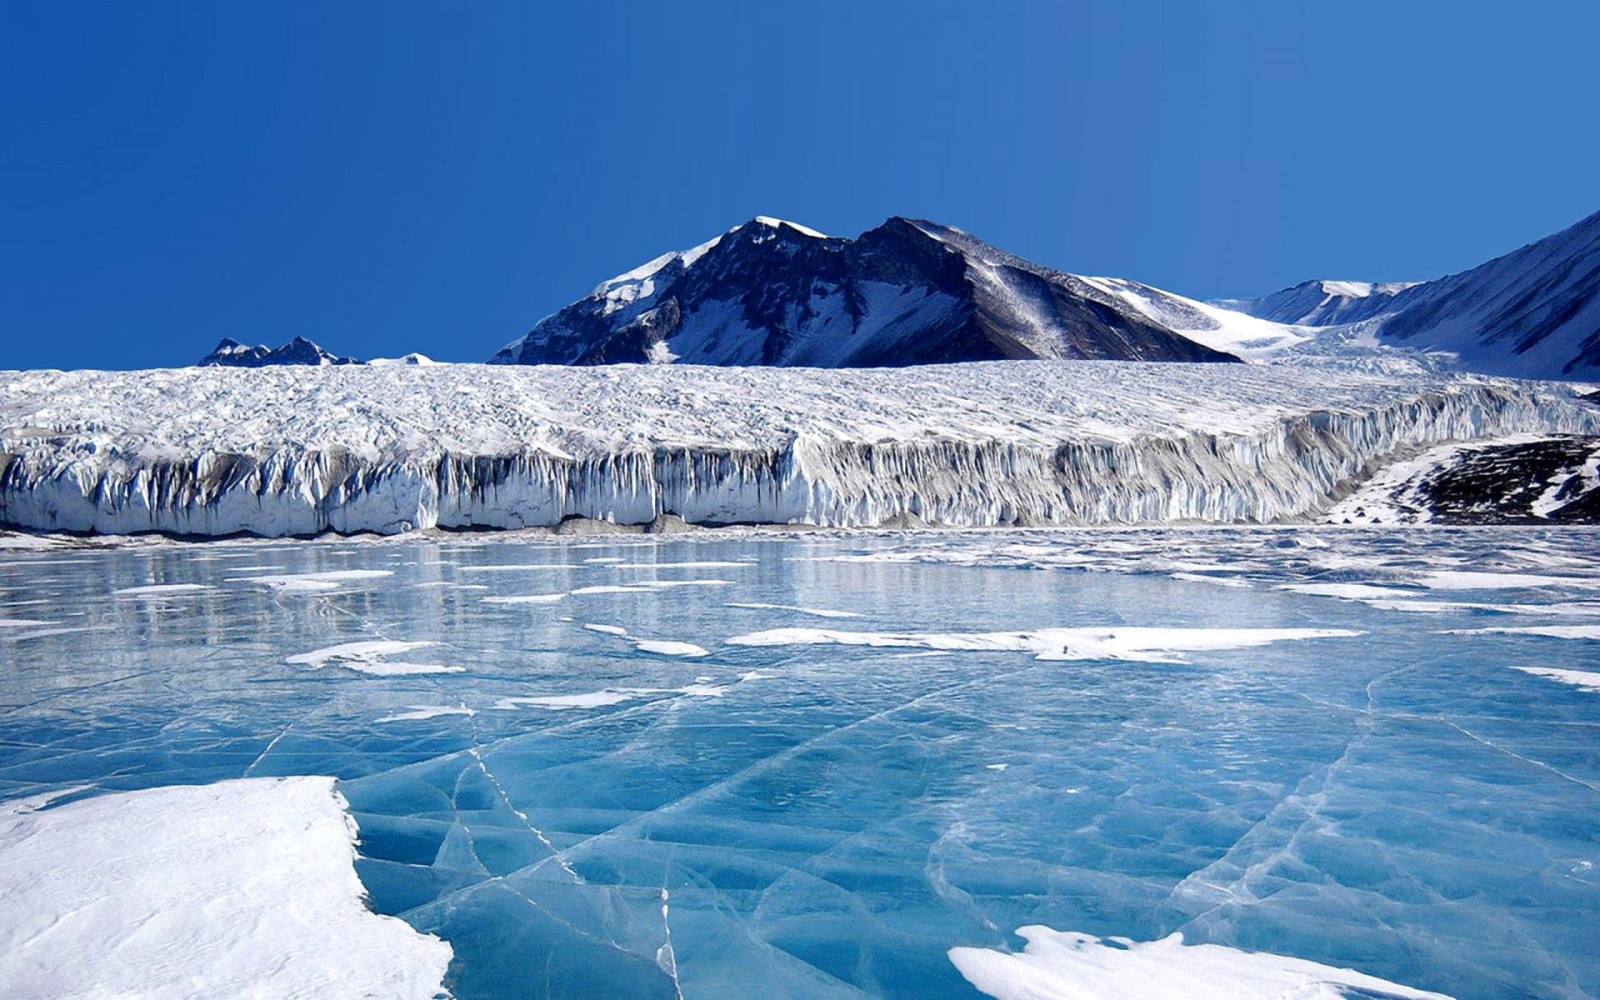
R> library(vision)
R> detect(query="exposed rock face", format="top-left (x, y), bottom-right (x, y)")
top-left (1328, 436), bottom-right (1600, 525)
top-left (491, 217), bottom-right (1240, 367)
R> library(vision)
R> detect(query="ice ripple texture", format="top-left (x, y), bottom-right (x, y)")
top-left (1, 528), bottom-right (1598, 998)
top-left (2, 358), bottom-right (1597, 536)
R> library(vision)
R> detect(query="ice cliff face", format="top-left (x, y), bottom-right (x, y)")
top-left (1217, 209), bottom-right (1600, 379)
top-left (2, 360), bottom-right (1595, 537)
top-left (491, 217), bottom-right (1241, 367)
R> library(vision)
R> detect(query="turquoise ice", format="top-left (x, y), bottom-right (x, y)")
top-left (1, 528), bottom-right (1597, 999)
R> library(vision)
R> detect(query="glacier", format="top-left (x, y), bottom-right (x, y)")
top-left (2, 358), bottom-right (1596, 538)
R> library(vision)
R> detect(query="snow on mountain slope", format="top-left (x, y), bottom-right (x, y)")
top-left (1216, 209), bottom-right (1600, 378)
top-left (1373, 210), bottom-right (1600, 378)
top-left (2, 358), bottom-right (1594, 537)
top-left (491, 217), bottom-right (1241, 367)
top-left (1213, 280), bottom-right (1422, 328)
top-left (1076, 276), bottom-right (1313, 358)
top-left (198, 336), bottom-right (360, 367)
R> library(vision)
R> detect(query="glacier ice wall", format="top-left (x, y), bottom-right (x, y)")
top-left (1, 360), bottom-right (1596, 537)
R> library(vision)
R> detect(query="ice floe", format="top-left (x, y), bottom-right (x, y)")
top-left (286, 639), bottom-right (464, 675)
top-left (375, 704), bottom-right (477, 723)
top-left (1417, 570), bottom-right (1600, 591)
top-left (492, 682), bottom-right (725, 711)
top-left (608, 560), bottom-right (753, 570)
top-left (1168, 572), bottom-right (1251, 588)
top-left (949, 927), bottom-right (1450, 1000)
top-left (1445, 625), bottom-right (1600, 640)
top-left (725, 601), bottom-right (864, 618)
top-left (585, 622), bottom-right (709, 657)
top-left (634, 639), bottom-right (712, 657)
top-left (726, 626), bottom-right (1360, 663)
top-left (230, 569), bottom-right (394, 592)
top-left (481, 593), bottom-right (567, 605)
top-left (1280, 582), bottom-right (1420, 600)
top-left (0, 778), bottom-right (452, 999)
top-left (112, 582), bottom-right (210, 597)
top-left (1514, 666), bottom-right (1600, 691)
top-left (494, 691), bottom-right (640, 711)
top-left (570, 579), bottom-right (731, 596)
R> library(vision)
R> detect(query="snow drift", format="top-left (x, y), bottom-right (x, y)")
top-left (1, 359), bottom-right (1595, 537)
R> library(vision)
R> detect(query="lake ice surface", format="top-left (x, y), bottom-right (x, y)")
top-left (2, 527), bottom-right (1598, 999)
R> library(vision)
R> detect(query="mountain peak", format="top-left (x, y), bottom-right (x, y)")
top-left (489, 217), bottom-right (1240, 368)
top-left (198, 337), bottom-right (359, 368)
top-left (749, 216), bottom-right (828, 239)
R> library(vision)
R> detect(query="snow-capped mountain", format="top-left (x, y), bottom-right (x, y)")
top-left (198, 337), bottom-right (358, 367)
top-left (490, 217), bottom-right (1241, 367)
top-left (1218, 210), bottom-right (1600, 378)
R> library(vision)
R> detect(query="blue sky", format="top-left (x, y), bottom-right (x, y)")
top-left (4, 1), bottom-right (1597, 369)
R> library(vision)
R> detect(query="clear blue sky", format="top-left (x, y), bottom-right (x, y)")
top-left (4, 1), bottom-right (1597, 369)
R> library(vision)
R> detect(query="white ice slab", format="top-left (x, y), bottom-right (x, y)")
top-left (1445, 625), bottom-right (1600, 640)
top-left (726, 626), bottom-right (1360, 663)
top-left (286, 639), bottom-right (463, 675)
top-left (1514, 666), bottom-right (1600, 691)
top-left (0, 778), bottom-right (452, 999)
top-left (231, 569), bottom-right (394, 592)
top-left (113, 583), bottom-right (210, 596)
top-left (494, 691), bottom-right (641, 710)
top-left (1280, 582), bottom-right (1419, 600)
top-left (634, 639), bottom-right (711, 657)
top-left (585, 622), bottom-right (710, 657)
top-left (1418, 571), bottom-right (1600, 591)
top-left (949, 927), bottom-right (1450, 1000)
top-left (482, 593), bottom-right (567, 604)
top-left (726, 602), bottom-right (864, 618)
top-left (376, 704), bottom-right (477, 723)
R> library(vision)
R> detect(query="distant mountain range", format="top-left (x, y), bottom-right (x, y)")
top-left (196, 210), bottom-right (1599, 380)
top-left (1217, 209), bottom-right (1600, 378)
top-left (199, 337), bottom-right (358, 367)
top-left (491, 210), bottom-right (1599, 379)
top-left (197, 338), bottom-right (434, 368)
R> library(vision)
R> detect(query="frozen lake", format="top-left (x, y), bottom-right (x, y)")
top-left (2, 527), bottom-right (1598, 999)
